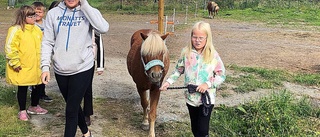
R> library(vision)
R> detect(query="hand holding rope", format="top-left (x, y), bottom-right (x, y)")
top-left (167, 84), bottom-right (212, 116)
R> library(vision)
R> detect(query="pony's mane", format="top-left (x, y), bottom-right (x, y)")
top-left (141, 31), bottom-right (168, 57)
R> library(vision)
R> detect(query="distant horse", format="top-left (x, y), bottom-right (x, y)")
top-left (127, 29), bottom-right (170, 137)
top-left (207, 1), bottom-right (219, 19)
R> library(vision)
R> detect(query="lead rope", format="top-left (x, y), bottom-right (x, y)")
top-left (167, 86), bottom-right (187, 89)
top-left (167, 84), bottom-right (212, 116)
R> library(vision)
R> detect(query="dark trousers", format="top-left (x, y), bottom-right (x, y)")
top-left (83, 65), bottom-right (94, 117)
top-left (18, 85), bottom-right (42, 110)
top-left (38, 83), bottom-right (46, 97)
top-left (187, 103), bottom-right (214, 137)
top-left (55, 67), bottom-right (94, 137)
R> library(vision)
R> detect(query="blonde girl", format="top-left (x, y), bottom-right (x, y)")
top-left (5, 5), bottom-right (48, 121)
top-left (160, 21), bottom-right (226, 137)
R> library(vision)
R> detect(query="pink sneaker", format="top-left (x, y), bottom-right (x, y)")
top-left (18, 110), bottom-right (29, 121)
top-left (27, 105), bottom-right (48, 115)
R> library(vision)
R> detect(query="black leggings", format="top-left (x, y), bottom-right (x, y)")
top-left (38, 83), bottom-right (46, 97)
top-left (55, 67), bottom-right (94, 137)
top-left (17, 85), bottom-right (43, 110)
top-left (83, 65), bottom-right (95, 117)
top-left (187, 103), bottom-right (214, 137)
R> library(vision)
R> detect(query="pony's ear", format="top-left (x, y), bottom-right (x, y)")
top-left (161, 33), bottom-right (170, 40)
top-left (140, 32), bottom-right (148, 40)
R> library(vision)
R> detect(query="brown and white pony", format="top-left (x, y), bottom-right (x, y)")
top-left (207, 1), bottom-right (219, 19)
top-left (127, 29), bottom-right (170, 137)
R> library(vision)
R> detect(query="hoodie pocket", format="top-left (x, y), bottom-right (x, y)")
top-left (52, 49), bottom-right (85, 72)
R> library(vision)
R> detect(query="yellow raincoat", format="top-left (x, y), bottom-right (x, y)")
top-left (5, 24), bottom-right (43, 86)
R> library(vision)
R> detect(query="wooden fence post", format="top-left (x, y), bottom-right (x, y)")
top-left (158, 0), bottom-right (164, 34)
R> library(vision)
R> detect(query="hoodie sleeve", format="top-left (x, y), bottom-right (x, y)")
top-left (80, 0), bottom-right (109, 34)
top-left (41, 11), bottom-right (55, 72)
top-left (166, 56), bottom-right (185, 85)
top-left (209, 51), bottom-right (226, 88)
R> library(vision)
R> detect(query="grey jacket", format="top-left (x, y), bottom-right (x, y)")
top-left (41, 0), bottom-right (109, 75)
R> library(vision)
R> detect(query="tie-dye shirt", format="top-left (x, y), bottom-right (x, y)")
top-left (166, 48), bottom-right (226, 106)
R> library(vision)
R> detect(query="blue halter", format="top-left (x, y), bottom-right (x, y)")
top-left (144, 59), bottom-right (164, 71)
top-left (141, 56), bottom-right (164, 76)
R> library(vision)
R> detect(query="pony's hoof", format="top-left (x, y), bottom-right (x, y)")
top-left (141, 124), bottom-right (149, 131)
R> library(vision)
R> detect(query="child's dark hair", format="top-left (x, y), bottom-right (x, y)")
top-left (49, 1), bottom-right (59, 10)
top-left (31, 1), bottom-right (46, 11)
top-left (14, 5), bottom-right (35, 31)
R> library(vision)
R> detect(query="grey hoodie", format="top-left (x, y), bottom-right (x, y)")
top-left (41, 0), bottom-right (109, 75)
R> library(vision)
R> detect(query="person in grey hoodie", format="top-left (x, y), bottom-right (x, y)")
top-left (40, 0), bottom-right (109, 136)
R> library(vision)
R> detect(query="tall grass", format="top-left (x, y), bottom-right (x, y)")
top-left (211, 90), bottom-right (320, 136)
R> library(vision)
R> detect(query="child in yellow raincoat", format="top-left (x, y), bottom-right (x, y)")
top-left (5, 5), bottom-right (48, 121)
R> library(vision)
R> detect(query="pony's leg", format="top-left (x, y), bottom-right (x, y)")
top-left (213, 6), bottom-right (216, 18)
top-left (148, 86), bottom-right (161, 137)
top-left (137, 88), bottom-right (149, 130)
top-left (216, 7), bottom-right (219, 16)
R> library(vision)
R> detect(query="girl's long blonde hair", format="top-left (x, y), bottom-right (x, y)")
top-left (183, 21), bottom-right (215, 63)
top-left (14, 5), bottom-right (35, 31)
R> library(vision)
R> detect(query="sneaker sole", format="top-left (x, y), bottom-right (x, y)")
top-left (18, 116), bottom-right (29, 121)
top-left (19, 118), bottom-right (29, 121)
top-left (27, 110), bottom-right (47, 115)
top-left (42, 99), bottom-right (53, 103)
top-left (18, 113), bottom-right (29, 121)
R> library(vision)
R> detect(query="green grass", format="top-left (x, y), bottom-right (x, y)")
top-left (0, 86), bottom-right (33, 136)
top-left (0, 54), bottom-right (5, 78)
top-left (226, 64), bottom-right (290, 93)
top-left (226, 64), bottom-right (320, 93)
top-left (210, 90), bottom-right (320, 136)
top-left (293, 73), bottom-right (320, 86)
top-left (221, 8), bottom-right (320, 30)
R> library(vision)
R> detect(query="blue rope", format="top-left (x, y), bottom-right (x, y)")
top-left (57, 7), bottom-right (67, 34)
top-left (65, 8), bottom-right (76, 51)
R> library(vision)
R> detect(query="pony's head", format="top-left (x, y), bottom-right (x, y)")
top-left (140, 30), bottom-right (169, 86)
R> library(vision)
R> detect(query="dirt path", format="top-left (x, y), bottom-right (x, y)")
top-left (0, 10), bottom-right (319, 136)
